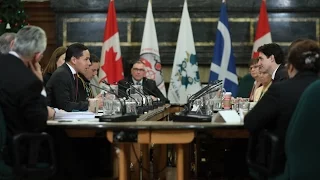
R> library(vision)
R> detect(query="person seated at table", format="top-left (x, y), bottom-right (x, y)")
top-left (118, 60), bottom-right (169, 103)
top-left (46, 43), bottom-right (102, 112)
top-left (42, 46), bottom-right (67, 86)
top-left (253, 71), bottom-right (272, 102)
top-left (237, 58), bottom-right (260, 100)
top-left (244, 39), bottom-right (320, 177)
top-left (77, 54), bottom-right (100, 101)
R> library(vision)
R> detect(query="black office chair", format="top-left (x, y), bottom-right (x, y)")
top-left (246, 130), bottom-right (280, 178)
top-left (0, 106), bottom-right (56, 180)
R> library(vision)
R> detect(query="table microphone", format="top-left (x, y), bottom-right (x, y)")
top-left (118, 81), bottom-right (150, 114)
top-left (101, 80), bottom-right (140, 106)
top-left (88, 83), bottom-right (138, 122)
top-left (141, 79), bottom-right (164, 106)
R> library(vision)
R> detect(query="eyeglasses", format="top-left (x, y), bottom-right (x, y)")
top-left (132, 68), bottom-right (145, 72)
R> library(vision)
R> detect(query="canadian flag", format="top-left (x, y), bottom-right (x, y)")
top-left (98, 0), bottom-right (124, 85)
top-left (252, 0), bottom-right (272, 58)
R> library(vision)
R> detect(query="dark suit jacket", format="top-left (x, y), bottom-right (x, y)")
top-left (0, 54), bottom-right (48, 136)
top-left (244, 71), bottom-right (318, 175)
top-left (46, 63), bottom-right (89, 112)
top-left (273, 64), bottom-right (288, 83)
top-left (118, 76), bottom-right (169, 103)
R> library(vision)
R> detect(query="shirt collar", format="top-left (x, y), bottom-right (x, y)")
top-left (271, 65), bottom-right (281, 80)
top-left (9, 51), bottom-right (20, 59)
top-left (132, 77), bottom-right (143, 85)
top-left (66, 63), bottom-right (77, 75)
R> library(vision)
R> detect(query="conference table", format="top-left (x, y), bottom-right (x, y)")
top-left (48, 114), bottom-right (247, 180)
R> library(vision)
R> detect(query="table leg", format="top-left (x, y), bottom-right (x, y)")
top-left (176, 144), bottom-right (184, 180)
top-left (141, 144), bottom-right (150, 180)
top-left (118, 143), bottom-right (130, 180)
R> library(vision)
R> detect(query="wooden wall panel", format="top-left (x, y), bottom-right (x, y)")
top-left (24, 1), bottom-right (56, 68)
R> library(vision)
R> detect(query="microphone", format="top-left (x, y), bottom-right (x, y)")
top-left (172, 80), bottom-right (223, 122)
top-left (122, 80), bottom-right (152, 114)
top-left (140, 79), bottom-right (165, 106)
top-left (101, 80), bottom-right (140, 106)
top-left (89, 83), bottom-right (139, 122)
top-left (101, 80), bottom-right (127, 98)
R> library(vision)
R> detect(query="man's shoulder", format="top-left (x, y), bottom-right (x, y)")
top-left (49, 65), bottom-right (70, 82)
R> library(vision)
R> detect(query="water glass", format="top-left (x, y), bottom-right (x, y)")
top-left (125, 101), bottom-right (137, 114)
top-left (103, 99), bottom-right (113, 115)
top-left (212, 98), bottom-right (222, 111)
top-left (112, 99), bottom-right (122, 114)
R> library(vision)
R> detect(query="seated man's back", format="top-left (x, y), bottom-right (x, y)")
top-left (0, 53), bottom-right (47, 136)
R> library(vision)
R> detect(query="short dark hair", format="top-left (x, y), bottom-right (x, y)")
top-left (90, 54), bottom-right (100, 63)
top-left (248, 58), bottom-right (259, 67)
top-left (130, 60), bottom-right (145, 68)
top-left (65, 43), bottom-right (88, 62)
top-left (257, 43), bottom-right (285, 64)
top-left (287, 39), bottom-right (320, 73)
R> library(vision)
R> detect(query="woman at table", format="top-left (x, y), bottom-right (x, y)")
top-left (42, 46), bottom-right (67, 86)
top-left (244, 39), bottom-right (320, 177)
top-left (253, 71), bottom-right (272, 102)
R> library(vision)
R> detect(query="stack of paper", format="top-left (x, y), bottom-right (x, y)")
top-left (55, 111), bottom-right (96, 120)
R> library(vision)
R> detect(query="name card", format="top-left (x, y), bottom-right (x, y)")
top-left (214, 110), bottom-right (241, 123)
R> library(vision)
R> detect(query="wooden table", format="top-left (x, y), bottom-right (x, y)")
top-left (48, 118), bottom-right (246, 180)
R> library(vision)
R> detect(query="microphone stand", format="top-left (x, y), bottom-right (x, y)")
top-left (89, 83), bottom-right (138, 122)
top-left (139, 79), bottom-right (164, 107)
top-left (172, 80), bottom-right (223, 122)
top-left (118, 81), bottom-right (151, 114)
top-left (101, 80), bottom-right (139, 105)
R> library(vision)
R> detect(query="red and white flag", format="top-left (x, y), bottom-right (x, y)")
top-left (252, 0), bottom-right (272, 58)
top-left (98, 0), bottom-right (124, 85)
top-left (140, 0), bottom-right (166, 96)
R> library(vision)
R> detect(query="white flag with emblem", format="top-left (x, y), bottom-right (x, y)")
top-left (140, 0), bottom-right (166, 96)
top-left (168, 0), bottom-right (201, 104)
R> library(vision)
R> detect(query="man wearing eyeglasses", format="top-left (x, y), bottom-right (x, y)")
top-left (118, 60), bottom-right (169, 103)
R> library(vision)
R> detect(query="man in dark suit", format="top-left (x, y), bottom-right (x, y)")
top-left (257, 43), bottom-right (288, 82)
top-left (118, 60), bottom-right (169, 103)
top-left (0, 26), bottom-right (50, 166)
top-left (46, 43), bottom-right (100, 112)
top-left (244, 39), bottom-right (320, 177)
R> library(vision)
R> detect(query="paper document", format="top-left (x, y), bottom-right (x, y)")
top-left (55, 111), bottom-right (96, 120)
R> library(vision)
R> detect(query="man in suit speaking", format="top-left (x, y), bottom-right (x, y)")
top-left (46, 43), bottom-right (102, 112)
top-left (118, 60), bottom-right (169, 103)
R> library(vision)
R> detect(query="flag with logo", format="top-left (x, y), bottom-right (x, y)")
top-left (168, 0), bottom-right (201, 104)
top-left (209, 0), bottom-right (238, 96)
top-left (140, 0), bottom-right (166, 96)
top-left (98, 0), bottom-right (124, 85)
top-left (252, 0), bottom-right (272, 58)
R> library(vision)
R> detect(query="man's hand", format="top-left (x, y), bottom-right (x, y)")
top-left (29, 61), bottom-right (43, 82)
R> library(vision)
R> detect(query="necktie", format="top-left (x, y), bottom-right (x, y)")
top-left (74, 74), bottom-right (78, 101)
top-left (136, 81), bottom-right (141, 85)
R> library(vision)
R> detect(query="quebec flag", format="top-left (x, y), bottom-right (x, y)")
top-left (209, 0), bottom-right (238, 96)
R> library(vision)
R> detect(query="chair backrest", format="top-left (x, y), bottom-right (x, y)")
top-left (0, 105), bottom-right (14, 179)
top-left (285, 80), bottom-right (320, 179)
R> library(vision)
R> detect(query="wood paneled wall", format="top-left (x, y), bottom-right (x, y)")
top-left (24, 1), bottom-right (56, 68)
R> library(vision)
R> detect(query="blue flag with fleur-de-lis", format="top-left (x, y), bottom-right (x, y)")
top-left (168, 0), bottom-right (201, 104)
